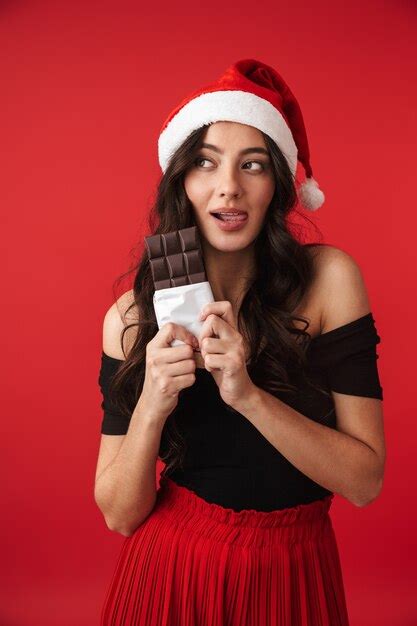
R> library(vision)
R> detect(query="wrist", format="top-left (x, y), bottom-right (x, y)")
top-left (135, 395), bottom-right (169, 427)
top-left (232, 383), bottom-right (262, 415)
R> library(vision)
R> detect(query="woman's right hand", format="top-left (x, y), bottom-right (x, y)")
top-left (139, 322), bottom-right (199, 422)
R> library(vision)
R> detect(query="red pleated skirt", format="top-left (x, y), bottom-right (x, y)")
top-left (100, 476), bottom-right (350, 626)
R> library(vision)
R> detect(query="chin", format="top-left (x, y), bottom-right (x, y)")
top-left (209, 236), bottom-right (256, 253)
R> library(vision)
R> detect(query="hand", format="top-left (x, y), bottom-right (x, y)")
top-left (197, 300), bottom-right (257, 409)
top-left (141, 322), bottom-right (199, 422)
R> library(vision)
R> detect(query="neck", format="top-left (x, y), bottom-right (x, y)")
top-left (201, 240), bottom-right (256, 313)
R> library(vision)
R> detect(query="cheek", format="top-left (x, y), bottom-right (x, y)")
top-left (244, 175), bottom-right (269, 196)
top-left (184, 172), bottom-right (206, 202)
top-left (252, 179), bottom-right (275, 223)
top-left (258, 178), bottom-right (275, 207)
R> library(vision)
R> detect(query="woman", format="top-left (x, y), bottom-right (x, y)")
top-left (95, 59), bottom-right (386, 626)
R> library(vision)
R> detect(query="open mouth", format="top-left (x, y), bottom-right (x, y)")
top-left (211, 213), bottom-right (248, 222)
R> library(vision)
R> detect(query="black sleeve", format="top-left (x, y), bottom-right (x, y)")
top-left (98, 351), bottom-right (132, 435)
top-left (310, 313), bottom-right (384, 400)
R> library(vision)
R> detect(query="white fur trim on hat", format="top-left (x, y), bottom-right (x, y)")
top-left (298, 177), bottom-right (325, 211)
top-left (158, 90), bottom-right (298, 176)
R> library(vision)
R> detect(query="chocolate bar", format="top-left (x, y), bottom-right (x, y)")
top-left (144, 226), bottom-right (207, 290)
top-left (144, 226), bottom-right (215, 349)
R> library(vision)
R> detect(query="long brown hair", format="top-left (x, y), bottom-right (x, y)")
top-left (106, 124), bottom-right (330, 475)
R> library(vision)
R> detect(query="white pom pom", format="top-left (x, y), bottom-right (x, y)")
top-left (298, 177), bottom-right (325, 211)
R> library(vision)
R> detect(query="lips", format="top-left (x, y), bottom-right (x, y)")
top-left (212, 213), bottom-right (247, 222)
top-left (210, 210), bottom-right (248, 221)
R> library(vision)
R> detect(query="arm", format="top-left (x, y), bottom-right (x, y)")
top-left (233, 247), bottom-right (386, 507)
top-left (234, 387), bottom-right (383, 507)
top-left (95, 404), bottom-right (166, 537)
top-left (94, 292), bottom-right (167, 537)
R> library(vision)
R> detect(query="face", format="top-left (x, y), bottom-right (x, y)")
top-left (183, 121), bottom-right (275, 252)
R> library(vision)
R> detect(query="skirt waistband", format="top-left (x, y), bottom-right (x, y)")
top-left (155, 477), bottom-right (334, 547)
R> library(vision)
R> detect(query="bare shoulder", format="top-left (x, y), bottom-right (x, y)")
top-left (310, 244), bottom-right (372, 333)
top-left (102, 289), bottom-right (139, 360)
top-left (309, 243), bottom-right (362, 273)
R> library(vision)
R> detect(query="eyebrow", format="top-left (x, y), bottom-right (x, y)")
top-left (200, 142), bottom-right (270, 157)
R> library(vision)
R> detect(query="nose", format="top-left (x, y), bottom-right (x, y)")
top-left (217, 165), bottom-right (242, 200)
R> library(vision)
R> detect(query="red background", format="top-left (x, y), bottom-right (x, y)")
top-left (1, 1), bottom-right (416, 624)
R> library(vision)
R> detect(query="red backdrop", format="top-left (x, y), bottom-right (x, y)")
top-left (1, 0), bottom-right (415, 624)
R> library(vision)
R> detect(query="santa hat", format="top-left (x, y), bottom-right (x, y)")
top-left (158, 58), bottom-right (325, 211)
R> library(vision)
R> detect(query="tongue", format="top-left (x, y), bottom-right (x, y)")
top-left (218, 214), bottom-right (245, 221)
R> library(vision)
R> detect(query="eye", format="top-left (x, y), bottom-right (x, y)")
top-left (194, 157), bottom-right (212, 168)
top-left (193, 156), bottom-right (267, 171)
top-left (243, 160), bottom-right (265, 171)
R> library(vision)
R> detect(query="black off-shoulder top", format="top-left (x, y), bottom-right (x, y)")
top-left (97, 312), bottom-right (383, 511)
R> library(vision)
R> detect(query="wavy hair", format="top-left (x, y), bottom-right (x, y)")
top-left (105, 124), bottom-right (331, 477)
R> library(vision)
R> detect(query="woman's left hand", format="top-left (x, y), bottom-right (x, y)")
top-left (197, 300), bottom-right (257, 409)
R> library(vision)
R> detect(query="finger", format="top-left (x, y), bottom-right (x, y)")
top-left (160, 344), bottom-right (197, 365)
top-left (156, 322), bottom-right (199, 349)
top-left (203, 353), bottom-right (232, 372)
top-left (198, 313), bottom-right (234, 350)
top-left (199, 300), bottom-right (236, 329)
top-left (200, 336), bottom-right (227, 358)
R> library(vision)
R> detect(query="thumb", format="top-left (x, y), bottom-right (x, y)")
top-left (160, 322), bottom-right (199, 349)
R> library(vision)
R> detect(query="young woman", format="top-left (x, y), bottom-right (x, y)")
top-left (95, 59), bottom-right (385, 626)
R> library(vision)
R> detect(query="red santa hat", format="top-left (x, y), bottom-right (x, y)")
top-left (158, 58), bottom-right (325, 211)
